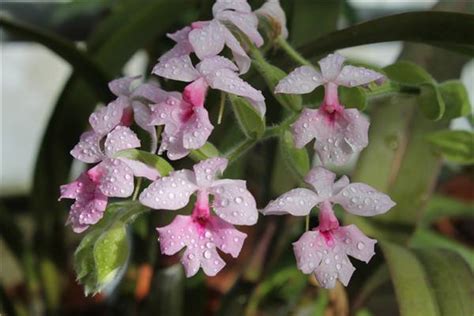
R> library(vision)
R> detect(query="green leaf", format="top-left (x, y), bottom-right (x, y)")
top-left (0, 14), bottom-right (112, 102)
top-left (93, 222), bottom-right (128, 285)
top-left (418, 84), bottom-right (445, 121)
top-left (339, 86), bottom-right (367, 110)
top-left (74, 201), bottom-right (147, 295)
top-left (381, 241), bottom-right (474, 316)
top-left (384, 61), bottom-right (435, 85)
top-left (298, 12), bottom-right (474, 57)
top-left (421, 194), bottom-right (474, 226)
top-left (439, 80), bottom-right (471, 119)
top-left (279, 130), bottom-right (310, 179)
top-left (415, 249), bottom-right (474, 316)
top-left (250, 48), bottom-right (302, 112)
top-left (410, 229), bottom-right (474, 270)
top-left (114, 149), bottom-right (174, 176)
top-left (384, 61), bottom-right (444, 120)
top-left (229, 94), bottom-right (265, 139)
top-left (426, 130), bottom-right (474, 164)
top-left (189, 142), bottom-right (221, 161)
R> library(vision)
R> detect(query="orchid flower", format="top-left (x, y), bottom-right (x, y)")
top-left (149, 93), bottom-right (213, 160)
top-left (275, 53), bottom-right (385, 165)
top-left (160, 0), bottom-right (263, 74)
top-left (89, 76), bottom-right (169, 153)
top-left (60, 126), bottom-right (160, 232)
top-left (153, 55), bottom-right (265, 115)
top-left (139, 157), bottom-right (258, 277)
top-left (255, 0), bottom-right (288, 39)
top-left (262, 166), bottom-right (395, 288)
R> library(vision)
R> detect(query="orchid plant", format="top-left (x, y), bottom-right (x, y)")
top-left (44, 0), bottom-right (472, 311)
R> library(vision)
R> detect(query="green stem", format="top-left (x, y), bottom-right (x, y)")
top-left (217, 92), bottom-right (226, 124)
top-left (224, 138), bottom-right (257, 163)
top-left (276, 37), bottom-right (311, 66)
top-left (132, 177), bottom-right (143, 201)
top-left (305, 215), bottom-right (309, 231)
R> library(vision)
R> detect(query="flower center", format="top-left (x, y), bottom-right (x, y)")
top-left (191, 190), bottom-right (211, 229)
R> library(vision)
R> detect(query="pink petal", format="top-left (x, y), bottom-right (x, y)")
top-left (120, 158), bottom-right (160, 181)
top-left (132, 82), bottom-right (170, 104)
top-left (159, 131), bottom-right (190, 161)
top-left (292, 230), bottom-right (324, 274)
top-left (212, 0), bottom-right (251, 15)
top-left (139, 170), bottom-right (198, 210)
top-left (318, 53), bottom-right (345, 81)
top-left (150, 97), bottom-right (186, 134)
top-left (310, 109), bottom-right (366, 165)
top-left (332, 175), bottom-right (350, 195)
top-left (97, 159), bottom-right (135, 197)
top-left (331, 183), bottom-right (396, 216)
top-left (291, 108), bottom-right (320, 148)
top-left (255, 0), bottom-right (288, 39)
top-left (189, 20), bottom-right (226, 60)
top-left (204, 67), bottom-right (265, 107)
top-left (183, 77), bottom-right (209, 107)
top-left (89, 97), bottom-right (128, 135)
top-left (335, 65), bottom-right (385, 88)
top-left (262, 188), bottom-right (320, 216)
top-left (197, 55), bottom-right (239, 74)
top-left (182, 107), bottom-right (214, 150)
top-left (342, 109), bottom-right (370, 153)
top-left (159, 42), bottom-right (194, 64)
top-left (132, 101), bottom-right (157, 153)
top-left (70, 131), bottom-right (103, 163)
top-left (108, 76), bottom-right (138, 96)
top-left (293, 229), bottom-right (356, 289)
top-left (167, 26), bottom-right (192, 42)
top-left (304, 167), bottom-right (336, 198)
top-left (193, 157), bottom-right (228, 187)
top-left (217, 11), bottom-right (263, 47)
top-left (223, 28), bottom-right (251, 74)
top-left (156, 215), bottom-right (193, 256)
top-left (156, 214), bottom-right (237, 277)
top-left (63, 172), bottom-right (108, 233)
top-left (104, 126), bottom-right (141, 157)
top-left (152, 55), bottom-right (200, 82)
top-left (208, 216), bottom-right (247, 257)
top-left (334, 225), bottom-right (377, 263)
top-left (209, 179), bottom-right (258, 225)
top-left (275, 66), bottom-right (323, 94)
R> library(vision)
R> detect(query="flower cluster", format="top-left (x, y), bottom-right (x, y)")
top-left (60, 0), bottom-right (396, 288)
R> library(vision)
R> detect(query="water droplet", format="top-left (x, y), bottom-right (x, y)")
top-left (205, 231), bottom-right (212, 238)
top-left (203, 250), bottom-right (211, 259)
top-left (188, 253), bottom-right (194, 260)
top-left (168, 193), bottom-right (175, 199)
top-left (234, 197), bottom-right (243, 204)
top-left (324, 258), bottom-right (330, 264)
top-left (357, 242), bottom-right (365, 250)
top-left (206, 242), bottom-right (213, 249)
top-left (221, 199), bottom-right (229, 207)
top-left (336, 264), bottom-right (341, 270)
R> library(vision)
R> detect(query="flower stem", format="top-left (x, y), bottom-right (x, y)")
top-left (276, 37), bottom-right (311, 66)
top-left (217, 92), bottom-right (226, 124)
top-left (225, 138), bottom-right (257, 163)
top-left (132, 177), bottom-right (143, 201)
top-left (305, 215), bottom-right (309, 231)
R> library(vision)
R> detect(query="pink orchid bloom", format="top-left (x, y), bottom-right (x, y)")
top-left (89, 76), bottom-right (170, 153)
top-left (160, 0), bottom-right (263, 74)
top-left (61, 126), bottom-right (160, 232)
top-left (293, 204), bottom-right (377, 288)
top-left (275, 53), bottom-right (385, 165)
top-left (263, 167), bottom-right (395, 288)
top-left (255, 0), bottom-right (288, 39)
top-left (153, 55), bottom-right (265, 115)
top-left (149, 93), bottom-right (213, 160)
top-left (139, 157), bottom-right (258, 277)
